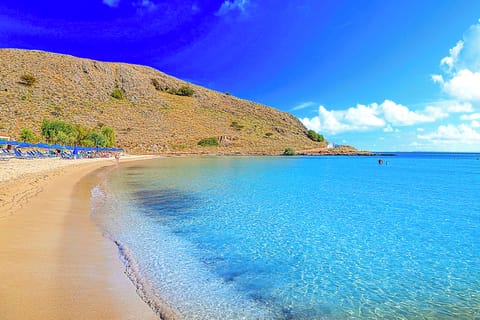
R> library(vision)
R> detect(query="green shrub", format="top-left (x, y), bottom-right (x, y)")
top-left (19, 128), bottom-right (37, 143)
top-left (283, 147), bottom-right (296, 156)
top-left (20, 74), bottom-right (36, 86)
top-left (168, 85), bottom-right (194, 97)
top-left (198, 137), bottom-right (219, 147)
top-left (230, 121), bottom-right (244, 131)
top-left (265, 132), bottom-right (273, 137)
top-left (111, 88), bottom-right (125, 99)
top-left (307, 129), bottom-right (324, 142)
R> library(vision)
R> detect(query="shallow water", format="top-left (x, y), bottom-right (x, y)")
top-left (91, 154), bottom-right (480, 319)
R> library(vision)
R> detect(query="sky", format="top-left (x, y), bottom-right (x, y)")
top-left (1, 0), bottom-right (480, 151)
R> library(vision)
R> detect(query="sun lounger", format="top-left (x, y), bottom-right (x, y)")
top-left (14, 149), bottom-right (34, 159)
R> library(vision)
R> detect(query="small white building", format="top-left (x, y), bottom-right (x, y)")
top-left (0, 134), bottom-right (11, 141)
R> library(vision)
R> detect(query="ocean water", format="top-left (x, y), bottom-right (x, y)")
top-left (91, 154), bottom-right (480, 319)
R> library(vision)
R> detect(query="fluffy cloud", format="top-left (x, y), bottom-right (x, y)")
top-left (433, 21), bottom-right (480, 103)
top-left (301, 100), bottom-right (448, 135)
top-left (417, 124), bottom-right (480, 145)
top-left (441, 69), bottom-right (480, 101)
top-left (103, 0), bottom-right (120, 8)
top-left (216, 0), bottom-right (250, 16)
top-left (382, 100), bottom-right (439, 125)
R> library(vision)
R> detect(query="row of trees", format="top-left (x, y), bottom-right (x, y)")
top-left (20, 120), bottom-right (116, 148)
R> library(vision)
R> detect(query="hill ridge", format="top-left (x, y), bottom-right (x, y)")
top-left (0, 49), bottom-right (323, 154)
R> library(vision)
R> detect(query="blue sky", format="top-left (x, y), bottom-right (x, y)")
top-left (1, 0), bottom-right (480, 151)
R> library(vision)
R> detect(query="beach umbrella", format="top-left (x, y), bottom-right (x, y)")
top-left (16, 142), bottom-right (35, 148)
top-left (1, 140), bottom-right (21, 146)
top-left (34, 142), bottom-right (52, 149)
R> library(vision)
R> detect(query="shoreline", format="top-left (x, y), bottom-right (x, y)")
top-left (0, 156), bottom-right (159, 319)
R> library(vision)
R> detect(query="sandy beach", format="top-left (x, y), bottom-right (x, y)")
top-left (0, 156), bottom-right (158, 319)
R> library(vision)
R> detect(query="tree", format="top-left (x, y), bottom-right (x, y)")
top-left (41, 119), bottom-right (78, 144)
top-left (87, 132), bottom-right (106, 148)
top-left (19, 128), bottom-right (37, 143)
top-left (101, 126), bottom-right (115, 147)
top-left (75, 124), bottom-right (92, 146)
top-left (307, 130), bottom-right (324, 142)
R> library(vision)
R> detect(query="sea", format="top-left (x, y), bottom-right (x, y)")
top-left (90, 153), bottom-right (480, 319)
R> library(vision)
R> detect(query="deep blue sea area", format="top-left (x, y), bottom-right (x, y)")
top-left (91, 154), bottom-right (480, 319)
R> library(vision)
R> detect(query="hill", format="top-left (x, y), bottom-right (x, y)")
top-left (0, 49), bottom-right (325, 154)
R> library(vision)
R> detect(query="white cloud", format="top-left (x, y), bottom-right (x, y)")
top-left (301, 104), bottom-right (385, 135)
top-left (290, 101), bottom-right (316, 111)
top-left (417, 128), bottom-right (425, 132)
top-left (382, 100), bottom-right (438, 126)
top-left (418, 124), bottom-right (480, 145)
top-left (383, 125), bottom-right (394, 132)
top-left (216, 0), bottom-right (250, 16)
top-left (103, 0), bottom-right (120, 7)
top-left (431, 74), bottom-right (443, 83)
top-left (440, 41), bottom-right (463, 72)
top-left (460, 113), bottom-right (480, 121)
top-left (443, 101), bottom-right (473, 113)
top-left (471, 120), bottom-right (480, 128)
top-left (301, 100), bottom-right (446, 135)
top-left (434, 21), bottom-right (480, 103)
top-left (441, 69), bottom-right (480, 102)
top-left (344, 103), bottom-right (385, 127)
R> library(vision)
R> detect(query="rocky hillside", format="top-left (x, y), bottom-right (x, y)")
top-left (0, 49), bottom-right (324, 154)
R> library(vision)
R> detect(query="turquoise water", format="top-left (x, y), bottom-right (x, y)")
top-left (91, 154), bottom-right (480, 319)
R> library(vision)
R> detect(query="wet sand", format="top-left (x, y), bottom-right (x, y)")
top-left (0, 156), bottom-right (158, 319)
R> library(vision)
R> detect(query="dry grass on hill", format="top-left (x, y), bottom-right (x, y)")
top-left (0, 49), bottom-right (325, 154)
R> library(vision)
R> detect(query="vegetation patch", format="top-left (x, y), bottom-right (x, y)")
top-left (172, 144), bottom-right (188, 150)
top-left (20, 128), bottom-right (37, 143)
top-left (198, 137), bottom-right (219, 147)
top-left (264, 132), bottom-right (273, 138)
top-left (20, 74), bottom-right (36, 86)
top-left (36, 119), bottom-right (116, 147)
top-left (168, 85), bottom-right (194, 97)
top-left (283, 147), bottom-right (296, 156)
top-left (307, 129), bottom-right (324, 142)
top-left (230, 121), bottom-right (244, 131)
top-left (111, 87), bottom-right (125, 99)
